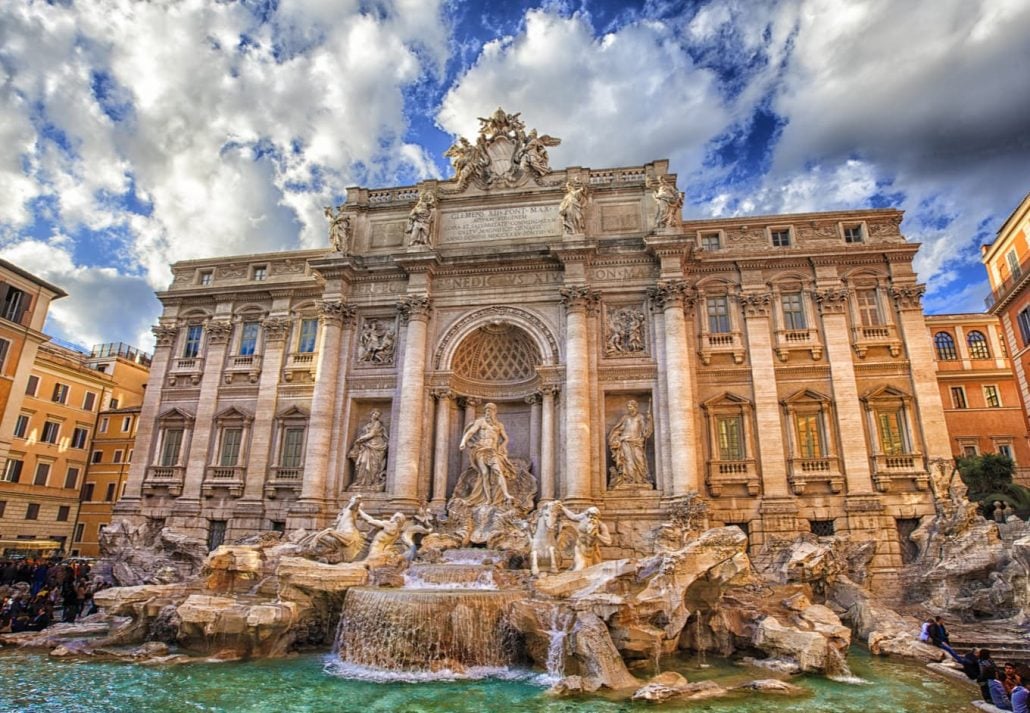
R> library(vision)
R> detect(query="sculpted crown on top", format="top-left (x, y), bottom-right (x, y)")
top-left (444, 107), bottom-right (561, 190)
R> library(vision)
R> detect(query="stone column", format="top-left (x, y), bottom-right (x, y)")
top-left (298, 301), bottom-right (350, 505)
top-left (648, 281), bottom-right (699, 495)
top-left (463, 398), bottom-right (478, 426)
top-left (180, 319), bottom-right (233, 500)
top-left (740, 292), bottom-right (790, 497)
top-left (560, 286), bottom-right (597, 503)
top-left (431, 388), bottom-right (453, 507)
top-left (118, 324), bottom-right (178, 505)
top-left (815, 287), bottom-right (875, 494)
top-left (242, 316), bottom-right (291, 500)
top-left (540, 386), bottom-right (558, 500)
top-left (889, 285), bottom-right (952, 459)
top-left (391, 295), bottom-right (432, 506)
top-left (527, 393), bottom-right (541, 479)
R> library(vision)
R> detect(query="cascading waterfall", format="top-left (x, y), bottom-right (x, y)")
top-left (694, 610), bottom-right (709, 669)
top-left (544, 608), bottom-right (572, 682)
top-left (334, 586), bottom-right (524, 676)
top-left (402, 564), bottom-right (497, 590)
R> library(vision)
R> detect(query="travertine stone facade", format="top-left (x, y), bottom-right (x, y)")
top-left (117, 111), bottom-right (947, 585)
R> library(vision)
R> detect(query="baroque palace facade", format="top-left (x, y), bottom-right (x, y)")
top-left (117, 110), bottom-right (948, 586)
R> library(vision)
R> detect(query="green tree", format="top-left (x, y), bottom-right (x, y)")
top-left (957, 453), bottom-right (1030, 520)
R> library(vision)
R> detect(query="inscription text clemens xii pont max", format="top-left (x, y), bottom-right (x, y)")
top-left (441, 205), bottom-right (558, 243)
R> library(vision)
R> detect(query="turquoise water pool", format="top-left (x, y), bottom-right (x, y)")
top-left (0, 648), bottom-right (975, 712)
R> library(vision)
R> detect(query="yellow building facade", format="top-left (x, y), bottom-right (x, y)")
top-left (0, 343), bottom-right (114, 549)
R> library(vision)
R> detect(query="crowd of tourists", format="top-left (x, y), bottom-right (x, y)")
top-left (0, 559), bottom-right (106, 633)
top-left (921, 616), bottom-right (1029, 711)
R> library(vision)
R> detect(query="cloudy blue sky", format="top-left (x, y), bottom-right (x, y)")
top-left (2, 0), bottom-right (1029, 350)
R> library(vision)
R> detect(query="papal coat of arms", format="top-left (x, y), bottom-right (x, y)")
top-left (444, 107), bottom-right (561, 189)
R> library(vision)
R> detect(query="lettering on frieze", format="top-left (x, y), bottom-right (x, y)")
top-left (440, 205), bottom-right (559, 243)
top-left (435, 271), bottom-right (563, 291)
top-left (591, 265), bottom-right (657, 282)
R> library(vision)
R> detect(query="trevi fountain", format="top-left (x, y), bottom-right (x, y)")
top-left (1, 111), bottom-right (1028, 712)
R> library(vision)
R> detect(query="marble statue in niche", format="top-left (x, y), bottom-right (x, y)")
top-left (357, 319), bottom-right (395, 365)
top-left (605, 306), bottom-right (646, 355)
top-left (458, 402), bottom-right (517, 507)
top-left (348, 410), bottom-right (389, 491)
top-left (607, 400), bottom-right (654, 489)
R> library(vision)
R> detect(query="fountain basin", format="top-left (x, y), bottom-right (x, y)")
top-left (336, 587), bottom-right (526, 674)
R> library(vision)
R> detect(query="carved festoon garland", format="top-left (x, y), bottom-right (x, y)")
top-left (152, 325), bottom-right (179, 348)
top-left (357, 318), bottom-right (396, 365)
top-left (443, 107), bottom-right (561, 190)
top-left (814, 287), bottom-right (851, 315)
top-left (559, 285), bottom-right (600, 311)
top-left (605, 305), bottom-right (647, 355)
top-left (204, 320), bottom-right (233, 345)
top-left (741, 291), bottom-right (773, 319)
top-left (889, 284), bottom-right (926, 311)
top-left (397, 295), bottom-right (433, 322)
top-left (261, 317), bottom-right (293, 342)
top-left (324, 205), bottom-right (352, 254)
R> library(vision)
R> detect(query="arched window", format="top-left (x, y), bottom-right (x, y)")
top-left (934, 332), bottom-right (957, 360)
top-left (967, 331), bottom-right (990, 359)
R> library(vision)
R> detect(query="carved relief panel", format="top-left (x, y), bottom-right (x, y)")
top-left (603, 303), bottom-right (648, 358)
top-left (355, 316), bottom-right (398, 367)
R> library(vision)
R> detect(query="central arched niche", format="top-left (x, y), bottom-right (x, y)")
top-left (450, 322), bottom-right (541, 388)
top-left (443, 322), bottom-right (543, 493)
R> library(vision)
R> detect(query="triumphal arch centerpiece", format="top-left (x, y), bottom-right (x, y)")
top-left (118, 108), bottom-right (950, 587)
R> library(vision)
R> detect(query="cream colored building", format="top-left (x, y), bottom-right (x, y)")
top-left (117, 111), bottom-right (946, 584)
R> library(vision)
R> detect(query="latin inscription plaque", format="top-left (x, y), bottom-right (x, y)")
top-left (441, 205), bottom-right (559, 242)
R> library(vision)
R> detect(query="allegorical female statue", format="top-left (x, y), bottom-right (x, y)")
top-left (348, 410), bottom-right (388, 490)
top-left (405, 189), bottom-right (437, 247)
top-left (559, 180), bottom-right (587, 235)
top-left (607, 400), bottom-right (653, 488)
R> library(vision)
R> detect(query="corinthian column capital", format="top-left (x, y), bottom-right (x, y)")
top-left (397, 295), bottom-right (433, 322)
top-left (741, 291), bottom-right (773, 319)
top-left (205, 320), bottom-right (233, 345)
top-left (559, 285), bottom-right (600, 312)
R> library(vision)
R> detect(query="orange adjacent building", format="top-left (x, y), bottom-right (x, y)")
top-left (983, 192), bottom-right (1030, 483)
top-left (927, 313), bottom-right (1030, 483)
top-left (0, 260), bottom-right (67, 472)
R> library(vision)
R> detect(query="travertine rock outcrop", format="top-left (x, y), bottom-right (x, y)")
top-left (98, 520), bottom-right (209, 587)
